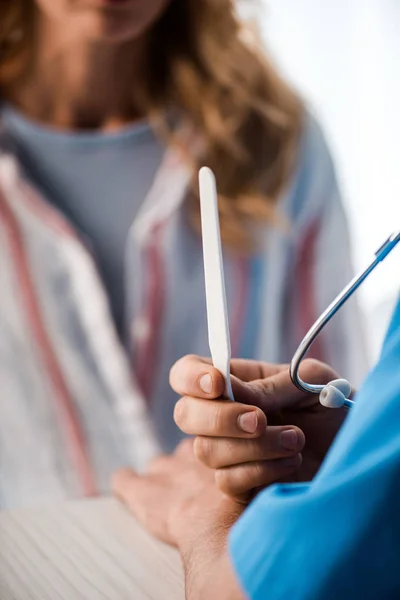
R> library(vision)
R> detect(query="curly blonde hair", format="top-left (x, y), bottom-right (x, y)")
top-left (0, 0), bottom-right (303, 249)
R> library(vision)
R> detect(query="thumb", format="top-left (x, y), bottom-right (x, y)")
top-left (112, 468), bottom-right (173, 545)
top-left (232, 359), bottom-right (339, 413)
top-left (113, 468), bottom-right (144, 511)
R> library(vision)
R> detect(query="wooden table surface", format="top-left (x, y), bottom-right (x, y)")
top-left (0, 498), bottom-right (185, 600)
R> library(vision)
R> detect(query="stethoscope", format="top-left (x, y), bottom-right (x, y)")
top-left (290, 231), bottom-right (400, 409)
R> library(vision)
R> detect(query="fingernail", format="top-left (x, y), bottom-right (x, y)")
top-left (199, 374), bottom-right (212, 394)
top-left (280, 430), bottom-right (299, 450)
top-left (238, 412), bottom-right (258, 433)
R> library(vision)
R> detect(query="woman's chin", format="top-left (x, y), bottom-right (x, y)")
top-left (34, 0), bottom-right (170, 45)
top-left (75, 10), bottom-right (151, 44)
top-left (60, 0), bottom-right (169, 45)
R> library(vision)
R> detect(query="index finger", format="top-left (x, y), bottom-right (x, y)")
top-left (170, 354), bottom-right (286, 399)
top-left (234, 359), bottom-right (340, 413)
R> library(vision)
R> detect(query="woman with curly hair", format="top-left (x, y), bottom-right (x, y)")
top-left (0, 0), bottom-right (366, 507)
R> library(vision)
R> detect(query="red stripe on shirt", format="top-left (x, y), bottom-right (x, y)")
top-left (295, 218), bottom-right (325, 362)
top-left (0, 191), bottom-right (97, 497)
top-left (135, 223), bottom-right (166, 401)
top-left (231, 256), bottom-right (249, 358)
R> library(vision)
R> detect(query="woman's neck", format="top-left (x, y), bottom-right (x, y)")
top-left (5, 12), bottom-right (148, 131)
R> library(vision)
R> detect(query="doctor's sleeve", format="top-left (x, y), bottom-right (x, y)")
top-left (228, 307), bottom-right (400, 600)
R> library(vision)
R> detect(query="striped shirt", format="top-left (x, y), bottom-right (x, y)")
top-left (0, 112), bottom-right (368, 508)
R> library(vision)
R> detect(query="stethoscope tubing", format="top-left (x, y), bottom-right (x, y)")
top-left (290, 231), bottom-right (400, 399)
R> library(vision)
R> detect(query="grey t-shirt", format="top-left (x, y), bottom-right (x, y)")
top-left (2, 106), bottom-right (164, 338)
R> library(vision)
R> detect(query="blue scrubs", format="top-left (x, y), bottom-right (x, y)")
top-left (230, 299), bottom-right (400, 599)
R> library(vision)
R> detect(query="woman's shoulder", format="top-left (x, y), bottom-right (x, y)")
top-left (282, 109), bottom-right (340, 227)
top-left (301, 110), bottom-right (337, 180)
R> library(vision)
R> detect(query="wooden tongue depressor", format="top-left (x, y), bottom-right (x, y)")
top-left (199, 167), bottom-right (235, 401)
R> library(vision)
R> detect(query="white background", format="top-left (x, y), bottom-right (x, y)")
top-left (245, 0), bottom-right (400, 358)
